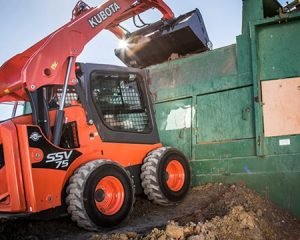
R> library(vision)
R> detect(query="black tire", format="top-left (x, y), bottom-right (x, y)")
top-left (66, 160), bottom-right (135, 230)
top-left (141, 147), bottom-right (191, 205)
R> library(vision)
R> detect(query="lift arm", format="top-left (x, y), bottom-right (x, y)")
top-left (0, 0), bottom-right (174, 102)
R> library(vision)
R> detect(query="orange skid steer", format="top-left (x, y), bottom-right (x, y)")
top-left (0, 0), bottom-right (209, 230)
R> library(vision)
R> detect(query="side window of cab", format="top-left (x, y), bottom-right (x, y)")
top-left (0, 101), bottom-right (31, 122)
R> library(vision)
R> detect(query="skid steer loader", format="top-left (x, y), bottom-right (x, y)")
top-left (0, 0), bottom-right (210, 230)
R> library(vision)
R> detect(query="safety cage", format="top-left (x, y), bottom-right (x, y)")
top-left (90, 71), bottom-right (151, 133)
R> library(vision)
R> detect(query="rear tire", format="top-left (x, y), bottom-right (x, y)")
top-left (141, 147), bottom-right (190, 205)
top-left (66, 160), bottom-right (135, 230)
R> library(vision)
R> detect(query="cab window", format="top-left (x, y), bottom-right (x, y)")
top-left (0, 101), bottom-right (30, 122)
top-left (91, 72), bottom-right (151, 133)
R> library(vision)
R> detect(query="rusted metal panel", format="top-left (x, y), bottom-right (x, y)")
top-left (148, 45), bottom-right (241, 103)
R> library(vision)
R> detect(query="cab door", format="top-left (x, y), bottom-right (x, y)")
top-left (78, 63), bottom-right (160, 144)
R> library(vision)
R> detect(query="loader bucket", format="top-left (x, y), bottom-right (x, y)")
top-left (115, 9), bottom-right (211, 68)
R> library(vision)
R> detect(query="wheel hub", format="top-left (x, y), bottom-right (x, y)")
top-left (165, 160), bottom-right (185, 192)
top-left (94, 176), bottom-right (125, 216)
top-left (95, 189), bottom-right (105, 202)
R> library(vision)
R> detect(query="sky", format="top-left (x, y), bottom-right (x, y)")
top-left (0, 0), bottom-right (289, 119)
top-left (0, 0), bottom-right (290, 65)
top-left (0, 0), bottom-right (244, 66)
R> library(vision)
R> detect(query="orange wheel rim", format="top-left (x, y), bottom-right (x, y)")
top-left (166, 160), bottom-right (185, 192)
top-left (94, 176), bottom-right (124, 216)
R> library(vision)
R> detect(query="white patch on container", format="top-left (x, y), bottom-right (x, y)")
top-left (164, 105), bottom-right (193, 130)
top-left (279, 139), bottom-right (290, 146)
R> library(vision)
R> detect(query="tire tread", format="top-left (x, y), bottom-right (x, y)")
top-left (66, 160), bottom-right (135, 231)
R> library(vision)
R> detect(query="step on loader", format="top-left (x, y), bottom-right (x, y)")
top-left (0, 0), bottom-right (209, 230)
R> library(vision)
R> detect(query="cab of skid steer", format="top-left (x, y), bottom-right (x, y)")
top-left (75, 63), bottom-right (160, 145)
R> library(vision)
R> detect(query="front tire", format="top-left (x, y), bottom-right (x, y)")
top-left (66, 160), bottom-right (135, 230)
top-left (141, 147), bottom-right (190, 205)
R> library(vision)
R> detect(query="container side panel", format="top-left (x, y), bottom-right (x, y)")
top-left (191, 155), bottom-right (300, 217)
top-left (148, 45), bottom-right (246, 102)
top-left (154, 98), bottom-right (192, 159)
top-left (258, 20), bottom-right (300, 80)
top-left (196, 86), bottom-right (255, 143)
top-left (195, 139), bottom-right (256, 160)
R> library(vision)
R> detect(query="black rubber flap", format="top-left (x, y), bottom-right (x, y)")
top-left (115, 9), bottom-right (211, 68)
top-left (0, 145), bottom-right (4, 169)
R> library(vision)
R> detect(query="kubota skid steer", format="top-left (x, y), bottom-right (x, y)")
top-left (0, 0), bottom-right (209, 230)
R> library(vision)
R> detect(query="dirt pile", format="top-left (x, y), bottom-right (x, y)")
top-left (90, 183), bottom-right (300, 240)
top-left (0, 183), bottom-right (299, 240)
top-left (91, 206), bottom-right (275, 240)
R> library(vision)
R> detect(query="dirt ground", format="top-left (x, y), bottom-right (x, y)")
top-left (0, 183), bottom-right (299, 240)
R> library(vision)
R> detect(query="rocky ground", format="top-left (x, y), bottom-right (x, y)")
top-left (0, 183), bottom-right (299, 240)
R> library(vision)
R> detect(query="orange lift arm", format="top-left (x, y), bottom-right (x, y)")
top-left (0, 0), bottom-right (174, 102)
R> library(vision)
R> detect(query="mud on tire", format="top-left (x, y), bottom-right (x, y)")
top-left (66, 160), bottom-right (135, 230)
top-left (141, 147), bottom-right (191, 205)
